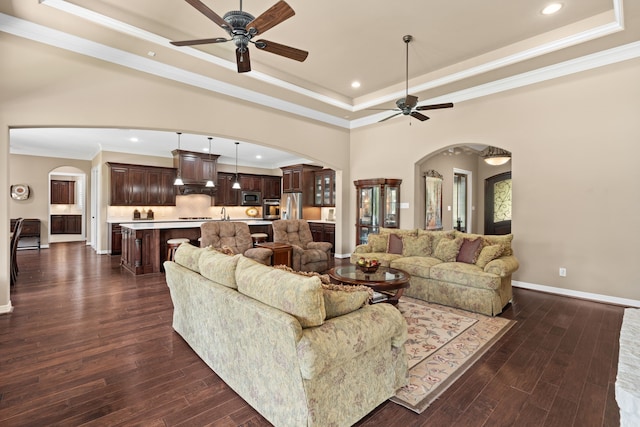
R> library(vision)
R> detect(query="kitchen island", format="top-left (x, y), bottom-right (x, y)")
top-left (118, 219), bottom-right (273, 275)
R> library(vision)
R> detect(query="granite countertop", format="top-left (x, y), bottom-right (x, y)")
top-left (118, 219), bottom-right (273, 230)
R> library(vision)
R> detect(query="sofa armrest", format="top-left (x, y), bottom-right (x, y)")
top-left (353, 244), bottom-right (372, 254)
top-left (484, 255), bottom-right (519, 277)
top-left (296, 303), bottom-right (407, 379)
top-left (308, 241), bottom-right (332, 252)
top-left (243, 247), bottom-right (273, 265)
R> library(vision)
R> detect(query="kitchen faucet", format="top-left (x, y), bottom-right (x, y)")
top-left (220, 207), bottom-right (229, 221)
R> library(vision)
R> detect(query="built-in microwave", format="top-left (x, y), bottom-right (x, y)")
top-left (241, 191), bottom-right (262, 206)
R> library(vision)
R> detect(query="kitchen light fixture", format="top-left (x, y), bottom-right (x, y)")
top-left (481, 146), bottom-right (511, 166)
top-left (205, 137), bottom-right (215, 188)
top-left (542, 3), bottom-right (563, 15)
top-left (232, 142), bottom-right (241, 190)
top-left (173, 132), bottom-right (184, 186)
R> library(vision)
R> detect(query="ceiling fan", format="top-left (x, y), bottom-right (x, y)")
top-left (170, 0), bottom-right (308, 73)
top-left (378, 35), bottom-right (453, 123)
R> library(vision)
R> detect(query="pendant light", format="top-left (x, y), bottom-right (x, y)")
top-left (232, 142), bottom-right (241, 189)
top-left (173, 132), bottom-right (184, 186)
top-left (205, 137), bottom-right (215, 188)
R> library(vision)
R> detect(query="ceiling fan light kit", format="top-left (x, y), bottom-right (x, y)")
top-left (171, 0), bottom-right (308, 73)
top-left (379, 35), bottom-right (454, 123)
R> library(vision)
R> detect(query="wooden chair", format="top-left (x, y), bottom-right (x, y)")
top-left (10, 218), bottom-right (24, 286)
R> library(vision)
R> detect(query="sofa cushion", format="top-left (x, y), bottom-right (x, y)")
top-left (433, 237), bottom-right (462, 262)
top-left (322, 283), bottom-right (371, 319)
top-left (174, 242), bottom-right (208, 273)
top-left (456, 238), bottom-right (483, 264)
top-left (430, 262), bottom-right (501, 290)
top-left (475, 244), bottom-right (504, 268)
top-left (380, 227), bottom-right (417, 237)
top-left (387, 233), bottom-right (403, 254)
top-left (368, 234), bottom-right (389, 252)
top-left (235, 256), bottom-right (326, 328)
top-left (402, 234), bottom-right (432, 257)
top-left (418, 229), bottom-right (456, 251)
top-left (390, 256), bottom-right (442, 278)
top-left (199, 250), bottom-right (242, 288)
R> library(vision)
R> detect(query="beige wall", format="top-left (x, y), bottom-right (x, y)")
top-left (9, 154), bottom-right (91, 247)
top-left (2, 32), bottom-right (640, 312)
top-left (351, 57), bottom-right (640, 302)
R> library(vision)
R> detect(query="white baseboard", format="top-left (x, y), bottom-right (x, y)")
top-left (333, 253), bottom-right (351, 259)
top-left (512, 280), bottom-right (640, 308)
top-left (0, 301), bottom-right (14, 314)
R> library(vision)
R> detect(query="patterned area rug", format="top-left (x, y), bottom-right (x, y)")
top-left (390, 297), bottom-right (515, 413)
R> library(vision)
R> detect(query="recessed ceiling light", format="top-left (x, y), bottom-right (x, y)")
top-left (542, 3), bottom-right (563, 15)
top-left (147, 51), bottom-right (156, 57)
top-left (256, 154), bottom-right (262, 159)
top-left (351, 81), bottom-right (361, 88)
top-left (129, 137), bottom-right (139, 142)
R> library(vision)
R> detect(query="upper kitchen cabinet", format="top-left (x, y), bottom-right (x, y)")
top-left (239, 174), bottom-right (263, 192)
top-left (215, 172), bottom-right (239, 206)
top-left (263, 176), bottom-right (282, 199)
top-left (281, 164), bottom-right (322, 206)
top-left (314, 169), bottom-right (335, 207)
top-left (50, 180), bottom-right (75, 204)
top-left (107, 163), bottom-right (176, 206)
top-left (172, 150), bottom-right (219, 185)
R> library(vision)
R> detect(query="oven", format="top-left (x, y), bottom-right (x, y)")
top-left (262, 199), bottom-right (281, 220)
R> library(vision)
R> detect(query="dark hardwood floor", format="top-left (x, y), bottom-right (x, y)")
top-left (1, 242), bottom-right (623, 426)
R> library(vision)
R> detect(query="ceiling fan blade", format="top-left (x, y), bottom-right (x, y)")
top-left (415, 102), bottom-right (454, 111)
top-left (411, 112), bottom-right (430, 121)
top-left (184, 0), bottom-right (229, 31)
top-left (170, 37), bottom-right (228, 46)
top-left (405, 95), bottom-right (418, 109)
top-left (254, 39), bottom-right (308, 62)
top-left (379, 112), bottom-right (402, 123)
top-left (236, 48), bottom-right (251, 73)
top-left (247, 1), bottom-right (295, 35)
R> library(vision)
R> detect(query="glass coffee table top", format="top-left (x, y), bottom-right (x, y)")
top-left (328, 265), bottom-right (410, 304)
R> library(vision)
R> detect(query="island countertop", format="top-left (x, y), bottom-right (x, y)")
top-left (118, 219), bottom-right (273, 230)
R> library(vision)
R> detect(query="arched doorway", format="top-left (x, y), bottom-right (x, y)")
top-left (49, 167), bottom-right (86, 244)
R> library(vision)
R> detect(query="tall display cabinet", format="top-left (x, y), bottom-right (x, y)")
top-left (354, 178), bottom-right (402, 245)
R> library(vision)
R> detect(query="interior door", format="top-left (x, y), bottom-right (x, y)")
top-left (484, 172), bottom-right (512, 235)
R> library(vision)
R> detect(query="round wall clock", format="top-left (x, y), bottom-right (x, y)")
top-left (245, 207), bottom-right (259, 218)
top-left (11, 184), bottom-right (30, 200)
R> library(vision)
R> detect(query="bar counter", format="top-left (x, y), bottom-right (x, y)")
top-left (118, 219), bottom-right (272, 275)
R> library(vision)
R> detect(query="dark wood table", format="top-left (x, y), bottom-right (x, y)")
top-left (328, 265), bottom-right (410, 305)
top-left (256, 242), bottom-right (293, 268)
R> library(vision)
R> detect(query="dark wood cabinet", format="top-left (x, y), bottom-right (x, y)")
top-left (121, 227), bottom-right (160, 275)
top-left (239, 174), bottom-right (263, 192)
top-left (309, 222), bottom-right (335, 254)
top-left (263, 176), bottom-right (282, 199)
top-left (51, 215), bottom-right (82, 234)
top-left (172, 150), bottom-right (219, 185)
top-left (215, 172), bottom-right (239, 206)
top-left (281, 164), bottom-right (322, 206)
top-left (11, 218), bottom-right (41, 250)
top-left (314, 169), bottom-right (335, 207)
top-left (107, 163), bottom-right (176, 206)
top-left (354, 178), bottom-right (402, 245)
top-left (51, 180), bottom-right (75, 204)
top-left (111, 224), bottom-right (122, 255)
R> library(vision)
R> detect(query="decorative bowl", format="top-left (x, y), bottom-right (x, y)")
top-left (357, 264), bottom-right (379, 274)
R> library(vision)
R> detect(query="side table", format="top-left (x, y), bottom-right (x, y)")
top-left (256, 242), bottom-right (293, 268)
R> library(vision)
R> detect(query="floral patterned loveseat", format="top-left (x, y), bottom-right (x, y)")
top-left (164, 243), bottom-right (408, 427)
top-left (351, 229), bottom-right (519, 316)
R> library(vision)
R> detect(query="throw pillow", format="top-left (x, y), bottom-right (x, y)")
top-left (322, 283), bottom-right (372, 319)
top-left (402, 234), bottom-right (432, 257)
top-left (483, 234), bottom-right (513, 256)
top-left (367, 234), bottom-right (388, 252)
top-left (456, 238), bottom-right (483, 264)
top-left (475, 244), bottom-right (504, 268)
top-left (433, 237), bottom-right (462, 262)
top-left (387, 233), bottom-right (403, 254)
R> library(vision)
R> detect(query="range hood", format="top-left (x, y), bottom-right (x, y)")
top-left (176, 185), bottom-right (217, 196)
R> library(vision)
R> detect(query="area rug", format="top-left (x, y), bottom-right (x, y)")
top-left (390, 297), bottom-right (515, 414)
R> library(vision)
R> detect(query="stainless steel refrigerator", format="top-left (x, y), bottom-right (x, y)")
top-left (281, 193), bottom-right (302, 220)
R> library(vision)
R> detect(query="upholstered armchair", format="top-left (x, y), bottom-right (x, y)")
top-left (200, 221), bottom-right (272, 265)
top-left (271, 219), bottom-right (333, 272)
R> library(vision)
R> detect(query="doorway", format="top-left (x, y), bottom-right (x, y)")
top-left (49, 167), bottom-right (86, 243)
top-left (484, 171), bottom-right (512, 235)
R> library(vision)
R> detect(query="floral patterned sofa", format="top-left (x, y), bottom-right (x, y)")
top-left (164, 243), bottom-right (408, 427)
top-left (351, 229), bottom-right (519, 316)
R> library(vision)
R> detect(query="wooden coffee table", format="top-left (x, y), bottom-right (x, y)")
top-left (328, 265), bottom-right (410, 305)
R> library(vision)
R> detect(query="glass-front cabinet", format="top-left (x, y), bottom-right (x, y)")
top-left (314, 169), bottom-right (335, 207)
top-left (354, 178), bottom-right (402, 245)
